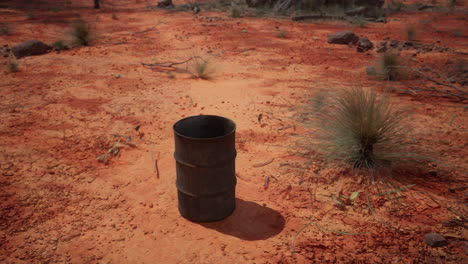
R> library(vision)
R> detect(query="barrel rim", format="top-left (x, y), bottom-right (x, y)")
top-left (173, 115), bottom-right (236, 140)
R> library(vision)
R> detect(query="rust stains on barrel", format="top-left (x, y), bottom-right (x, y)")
top-left (173, 115), bottom-right (237, 222)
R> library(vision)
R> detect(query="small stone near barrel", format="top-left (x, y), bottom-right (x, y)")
top-left (424, 233), bottom-right (448, 248)
top-left (357, 37), bottom-right (374, 52)
top-left (157, 0), bottom-right (173, 8)
top-left (12, 40), bottom-right (51, 59)
top-left (328, 31), bottom-right (359, 45)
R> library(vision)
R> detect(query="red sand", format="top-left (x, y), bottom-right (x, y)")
top-left (1, 0), bottom-right (467, 263)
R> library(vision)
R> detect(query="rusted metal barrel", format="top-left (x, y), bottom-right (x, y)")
top-left (173, 115), bottom-right (237, 222)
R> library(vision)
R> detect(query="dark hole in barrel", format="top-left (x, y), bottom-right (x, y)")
top-left (174, 115), bottom-right (235, 139)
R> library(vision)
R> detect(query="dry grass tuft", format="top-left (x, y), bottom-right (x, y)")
top-left (298, 87), bottom-right (415, 169)
top-left (377, 52), bottom-right (405, 81)
top-left (187, 56), bottom-right (216, 79)
top-left (70, 20), bottom-right (94, 47)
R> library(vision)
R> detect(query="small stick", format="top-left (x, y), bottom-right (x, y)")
top-left (252, 158), bottom-right (275, 168)
top-left (150, 151), bottom-right (160, 179)
top-left (263, 176), bottom-right (270, 190)
top-left (155, 157), bottom-right (160, 179)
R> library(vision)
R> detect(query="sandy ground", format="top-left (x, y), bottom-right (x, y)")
top-left (1, 0), bottom-right (467, 263)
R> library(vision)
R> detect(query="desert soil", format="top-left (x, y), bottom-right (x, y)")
top-left (1, 0), bottom-right (467, 263)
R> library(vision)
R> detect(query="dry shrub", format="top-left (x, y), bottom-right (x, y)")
top-left (299, 87), bottom-right (415, 169)
top-left (70, 20), bottom-right (94, 46)
top-left (187, 56), bottom-right (216, 79)
top-left (377, 52), bottom-right (405, 81)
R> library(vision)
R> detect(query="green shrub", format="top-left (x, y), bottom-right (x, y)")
top-left (302, 87), bottom-right (413, 169)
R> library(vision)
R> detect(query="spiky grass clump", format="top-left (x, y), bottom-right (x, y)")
top-left (70, 20), bottom-right (93, 47)
top-left (187, 56), bottom-right (216, 79)
top-left (303, 87), bottom-right (413, 169)
top-left (377, 52), bottom-right (405, 81)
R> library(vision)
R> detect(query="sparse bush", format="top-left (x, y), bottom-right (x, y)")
top-left (452, 29), bottom-right (462, 37)
top-left (349, 16), bottom-right (368, 28)
top-left (277, 29), bottom-right (288, 38)
top-left (231, 6), bottom-right (242, 17)
top-left (301, 0), bottom-right (325, 11)
top-left (301, 87), bottom-right (413, 169)
top-left (0, 23), bottom-right (10, 35)
top-left (70, 20), bottom-right (93, 46)
top-left (187, 56), bottom-right (215, 79)
top-left (377, 52), bottom-right (405, 81)
top-left (26, 12), bottom-right (37, 20)
top-left (8, 61), bottom-right (19, 72)
top-left (4, 50), bottom-right (19, 72)
top-left (447, 0), bottom-right (457, 7)
top-left (387, 0), bottom-right (404, 12)
top-left (405, 25), bottom-right (417, 41)
top-left (51, 40), bottom-right (68, 50)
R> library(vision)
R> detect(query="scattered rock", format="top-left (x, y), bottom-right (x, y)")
top-left (12, 40), bottom-right (51, 59)
top-left (442, 219), bottom-right (465, 227)
top-left (403, 41), bottom-right (413, 47)
top-left (61, 232), bottom-right (81, 242)
top-left (376, 42), bottom-right (387, 53)
top-left (357, 37), bottom-right (374, 52)
top-left (354, 0), bottom-right (385, 7)
top-left (424, 233), bottom-right (448, 248)
top-left (345, 6), bottom-right (370, 16)
top-left (366, 66), bottom-right (376, 76)
top-left (374, 17), bottom-right (386, 23)
top-left (246, 0), bottom-right (263, 7)
top-left (449, 186), bottom-right (467, 193)
top-left (389, 39), bottom-right (399, 47)
top-left (327, 31), bottom-right (359, 45)
top-left (157, 0), bottom-right (173, 8)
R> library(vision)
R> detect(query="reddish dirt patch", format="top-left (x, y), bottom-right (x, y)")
top-left (1, 0), bottom-right (467, 263)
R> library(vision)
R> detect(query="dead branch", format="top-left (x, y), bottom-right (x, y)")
top-left (252, 158), bottom-right (275, 168)
top-left (142, 57), bottom-right (198, 68)
top-left (222, 48), bottom-right (255, 53)
top-left (390, 66), bottom-right (468, 102)
top-left (150, 151), bottom-right (160, 179)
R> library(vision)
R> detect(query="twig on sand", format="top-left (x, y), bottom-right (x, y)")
top-left (142, 57), bottom-right (198, 68)
top-left (222, 48), bottom-right (255, 53)
top-left (291, 220), bottom-right (368, 253)
top-left (263, 176), bottom-right (270, 190)
top-left (366, 184), bottom-right (416, 224)
top-left (150, 151), bottom-right (160, 179)
top-left (252, 158), bottom-right (275, 168)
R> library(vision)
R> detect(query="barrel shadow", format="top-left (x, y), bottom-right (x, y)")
top-left (198, 198), bottom-right (285, 241)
